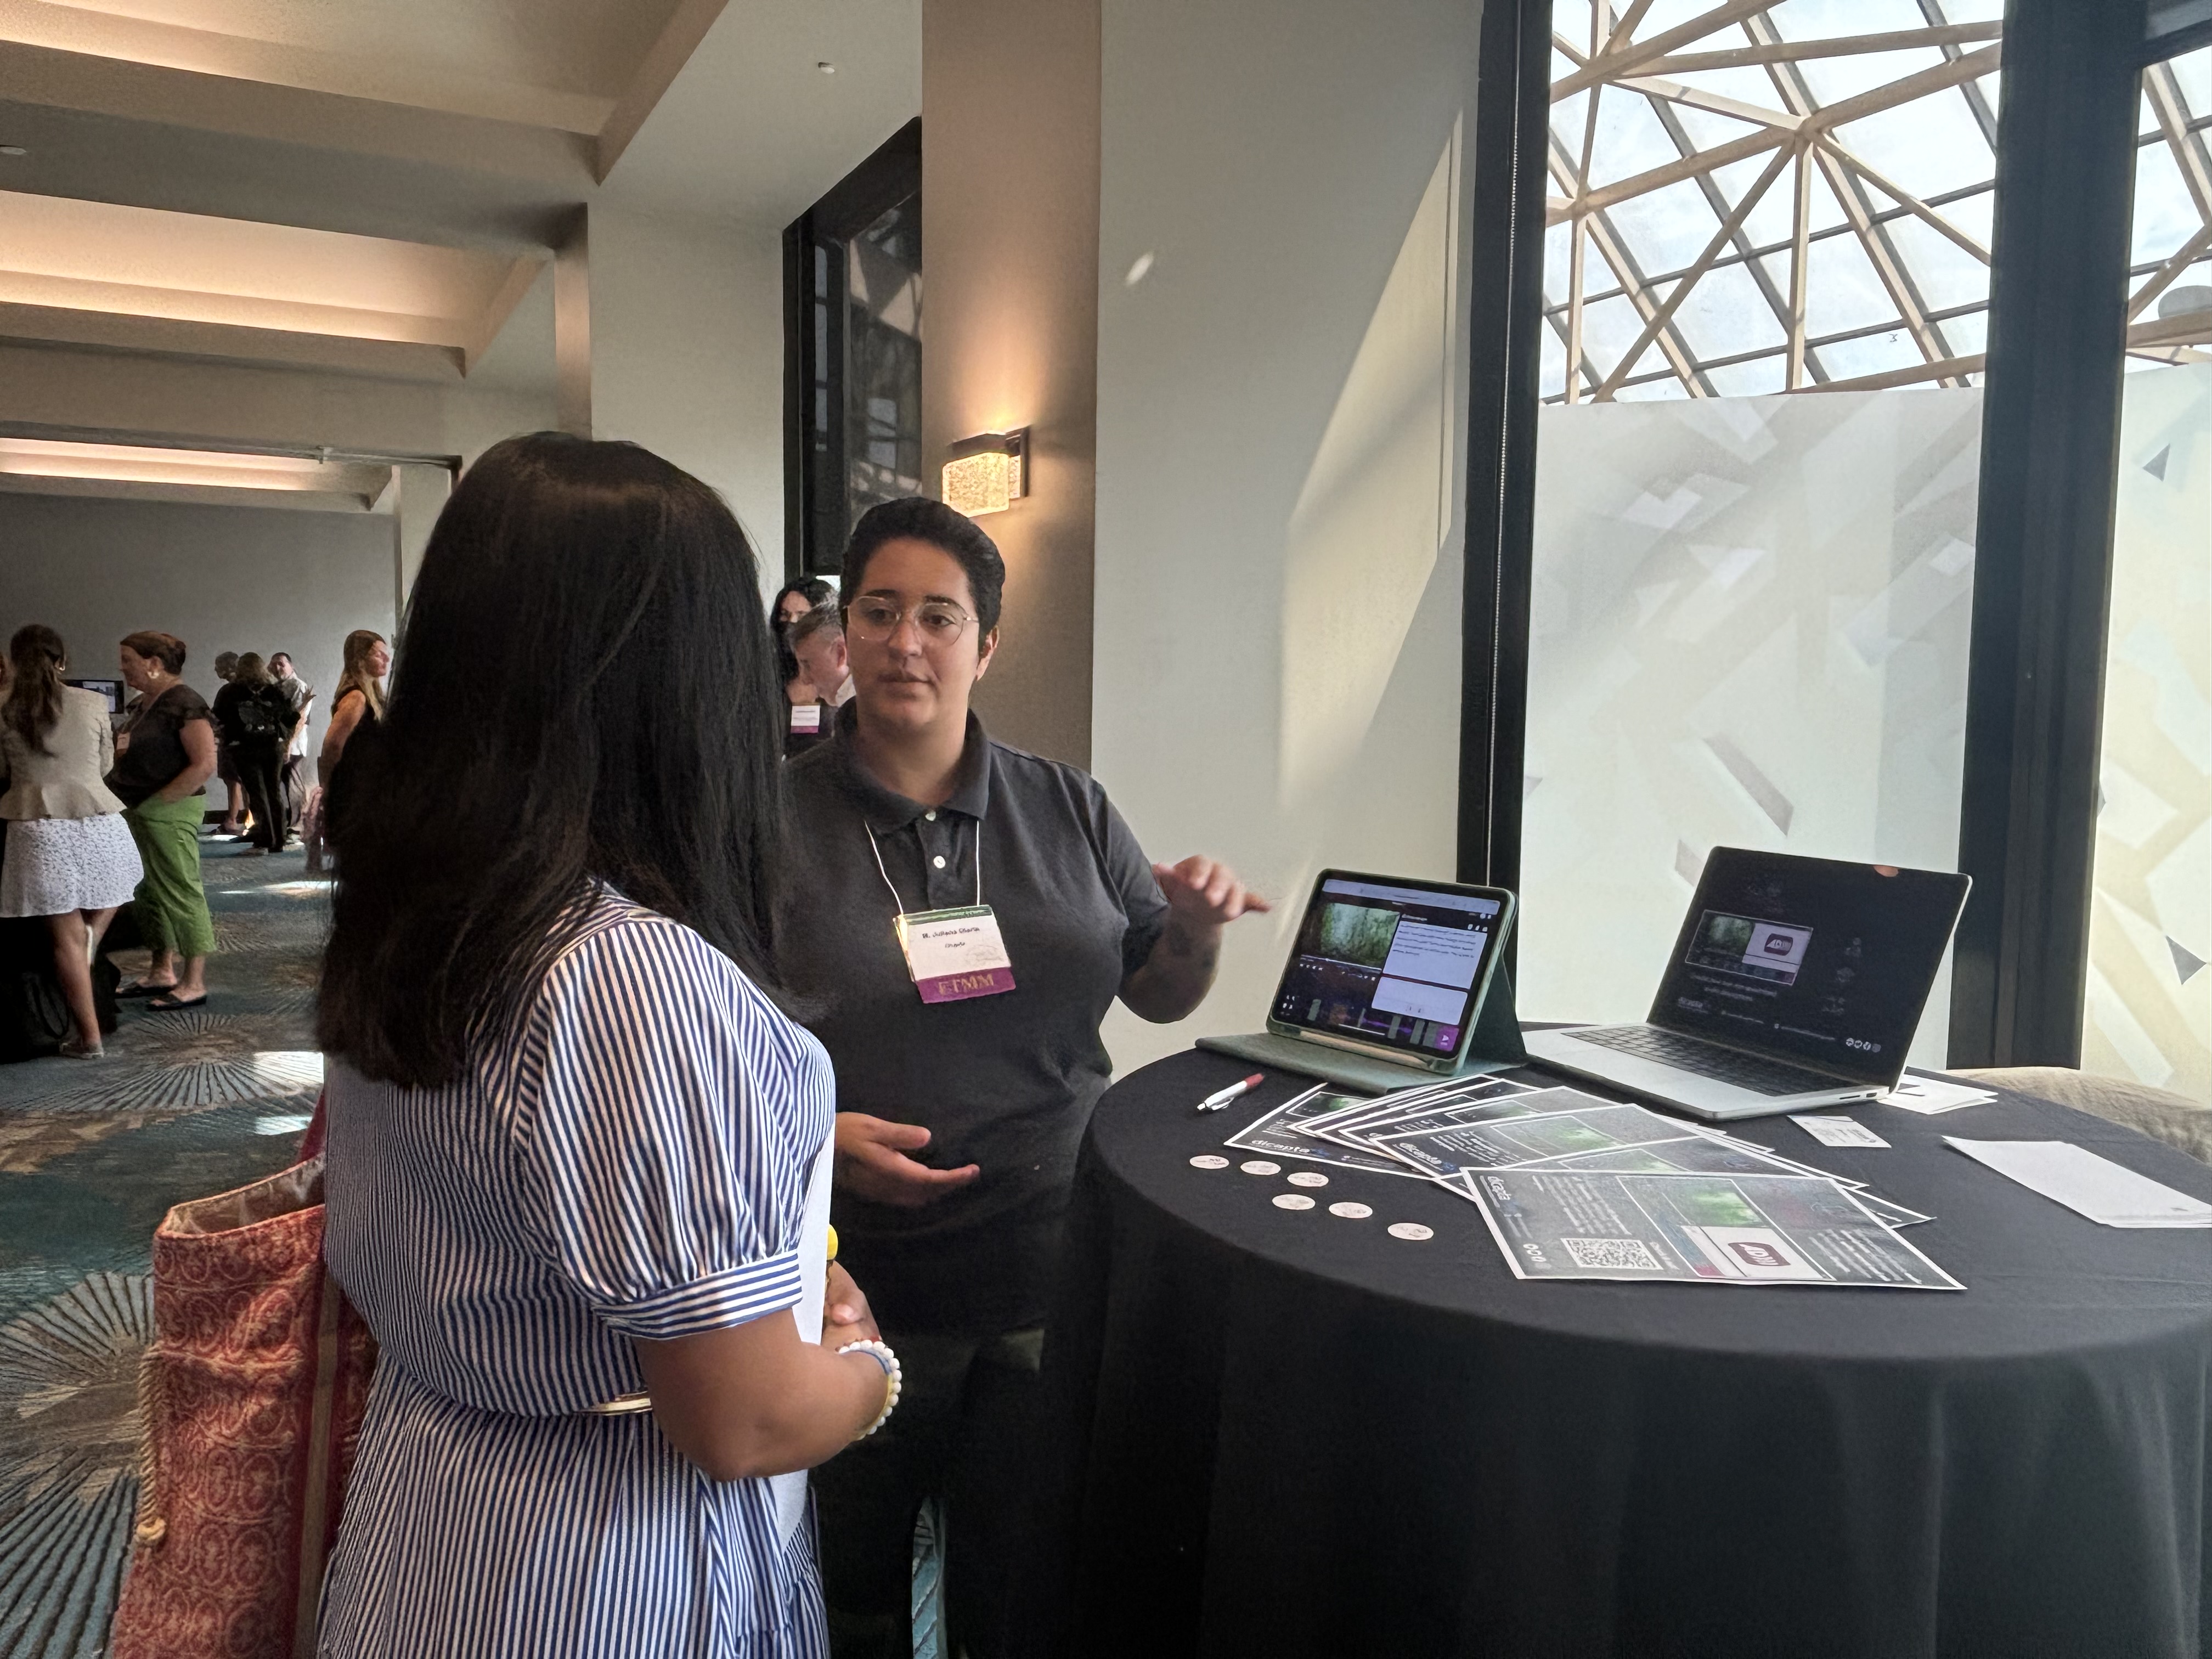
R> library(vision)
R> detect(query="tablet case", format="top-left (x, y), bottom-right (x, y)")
top-left (1195, 965), bottom-right (1527, 1094)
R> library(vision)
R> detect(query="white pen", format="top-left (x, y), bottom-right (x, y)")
top-left (1197, 1073), bottom-right (1265, 1112)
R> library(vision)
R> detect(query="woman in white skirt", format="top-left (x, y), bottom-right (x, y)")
top-left (0, 625), bottom-right (144, 1058)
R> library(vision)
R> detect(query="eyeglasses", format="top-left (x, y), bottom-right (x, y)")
top-left (847, 598), bottom-right (977, 647)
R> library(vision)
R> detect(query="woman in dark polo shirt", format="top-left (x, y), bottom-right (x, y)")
top-left (781, 497), bottom-right (1265, 1659)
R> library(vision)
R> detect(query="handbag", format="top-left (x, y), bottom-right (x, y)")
top-left (109, 1100), bottom-right (376, 1659)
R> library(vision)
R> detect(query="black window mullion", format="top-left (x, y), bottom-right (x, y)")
top-left (1950, 0), bottom-right (2146, 1066)
top-left (1459, 0), bottom-right (1553, 902)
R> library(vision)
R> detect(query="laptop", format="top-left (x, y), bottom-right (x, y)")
top-left (1524, 848), bottom-right (1970, 1121)
top-left (1198, 869), bottom-right (1518, 1091)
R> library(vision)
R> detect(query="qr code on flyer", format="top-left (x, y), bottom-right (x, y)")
top-left (1563, 1235), bottom-right (1663, 1271)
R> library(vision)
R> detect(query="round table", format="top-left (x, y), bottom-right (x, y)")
top-left (1024, 1049), bottom-right (2212, 1658)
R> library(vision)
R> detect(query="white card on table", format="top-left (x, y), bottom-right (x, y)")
top-left (1791, 1115), bottom-right (1891, 1149)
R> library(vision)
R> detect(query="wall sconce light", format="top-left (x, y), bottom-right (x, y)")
top-left (941, 428), bottom-right (1028, 517)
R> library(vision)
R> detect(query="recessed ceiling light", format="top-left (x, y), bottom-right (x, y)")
top-left (0, 145), bottom-right (27, 157)
top-left (817, 60), bottom-right (835, 74)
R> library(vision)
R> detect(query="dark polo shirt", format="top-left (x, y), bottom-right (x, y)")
top-left (780, 703), bottom-right (1169, 1336)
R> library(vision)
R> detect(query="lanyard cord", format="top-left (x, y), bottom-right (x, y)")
top-left (864, 816), bottom-right (984, 917)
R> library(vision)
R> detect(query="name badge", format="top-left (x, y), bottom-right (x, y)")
top-left (895, 905), bottom-right (1017, 1003)
top-left (789, 704), bottom-right (822, 733)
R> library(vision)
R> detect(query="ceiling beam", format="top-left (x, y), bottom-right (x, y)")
top-left (1808, 313), bottom-right (2212, 392)
top-left (1620, 76), bottom-right (1801, 132)
top-left (1553, 46), bottom-right (1998, 224)
top-left (1638, 21), bottom-right (2002, 76)
top-left (1549, 138), bottom-right (1712, 396)
top-left (1593, 141), bottom-right (1794, 399)
top-left (2127, 221), bottom-right (2212, 321)
top-left (1822, 140), bottom-right (1991, 262)
top-left (594, 0), bottom-right (731, 181)
top-left (1553, 124), bottom-right (1786, 221)
top-left (1554, 0), bottom-right (1776, 100)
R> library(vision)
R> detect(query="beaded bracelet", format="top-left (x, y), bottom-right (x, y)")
top-left (837, 1339), bottom-right (902, 1438)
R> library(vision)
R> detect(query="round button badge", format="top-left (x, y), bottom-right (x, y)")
top-left (1272, 1193), bottom-right (1316, 1211)
top-left (1387, 1222), bottom-right (1435, 1241)
top-left (1328, 1201), bottom-right (1373, 1219)
top-left (1285, 1171), bottom-right (1329, 1188)
top-left (1188, 1155), bottom-right (1229, 1170)
top-left (1238, 1160), bottom-right (1281, 1176)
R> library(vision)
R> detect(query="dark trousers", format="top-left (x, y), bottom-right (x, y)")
top-left (280, 755), bottom-right (308, 833)
top-left (234, 744), bottom-right (287, 851)
top-left (815, 1327), bottom-right (1042, 1659)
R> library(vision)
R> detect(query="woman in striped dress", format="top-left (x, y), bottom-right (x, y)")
top-left (314, 433), bottom-right (901, 1657)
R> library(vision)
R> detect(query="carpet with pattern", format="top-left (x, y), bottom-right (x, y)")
top-left (0, 838), bottom-right (321, 1658)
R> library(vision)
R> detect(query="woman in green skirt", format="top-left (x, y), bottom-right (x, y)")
top-left (110, 631), bottom-right (218, 1011)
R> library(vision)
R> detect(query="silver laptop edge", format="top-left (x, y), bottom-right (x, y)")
top-left (1522, 1026), bottom-right (1883, 1121)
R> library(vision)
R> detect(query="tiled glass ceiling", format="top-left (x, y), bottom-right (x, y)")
top-left (1544, 2), bottom-right (2212, 403)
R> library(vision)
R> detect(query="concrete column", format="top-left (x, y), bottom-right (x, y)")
top-left (1088, 0), bottom-right (1482, 1073)
top-left (392, 462), bottom-right (452, 614)
top-left (921, 0), bottom-right (1102, 767)
top-left (579, 203), bottom-right (786, 595)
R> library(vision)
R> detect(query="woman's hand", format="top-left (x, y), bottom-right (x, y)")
top-left (834, 1112), bottom-right (980, 1207)
top-left (825, 1261), bottom-right (879, 1343)
top-left (1155, 855), bottom-right (1270, 929)
top-left (1120, 855), bottom-right (1270, 1023)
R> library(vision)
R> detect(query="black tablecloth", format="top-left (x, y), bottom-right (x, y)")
top-left (1027, 1051), bottom-right (2212, 1658)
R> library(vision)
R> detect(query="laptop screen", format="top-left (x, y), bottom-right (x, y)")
top-left (1271, 872), bottom-right (1507, 1059)
top-left (1652, 849), bottom-right (1970, 1083)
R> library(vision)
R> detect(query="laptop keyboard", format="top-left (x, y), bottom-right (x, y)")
top-left (1571, 1026), bottom-right (1851, 1097)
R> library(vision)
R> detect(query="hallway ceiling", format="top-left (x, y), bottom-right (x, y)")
top-left (0, 0), bottom-right (918, 390)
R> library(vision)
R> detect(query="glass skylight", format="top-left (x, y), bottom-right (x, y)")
top-left (1545, 5), bottom-right (2212, 401)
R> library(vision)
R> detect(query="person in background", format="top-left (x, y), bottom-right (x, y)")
top-left (0, 625), bottom-right (144, 1058)
top-left (308, 629), bottom-right (388, 871)
top-left (784, 606), bottom-right (852, 759)
top-left (269, 651), bottom-right (314, 839)
top-left (780, 498), bottom-right (1267, 1659)
top-left (211, 652), bottom-right (294, 856)
top-left (792, 606), bottom-right (854, 706)
top-left (211, 650), bottom-right (250, 839)
top-left (108, 630), bottom-right (217, 1011)
top-left (773, 578), bottom-right (834, 708)
top-left (321, 630), bottom-right (388, 782)
top-left (316, 432), bottom-right (894, 1656)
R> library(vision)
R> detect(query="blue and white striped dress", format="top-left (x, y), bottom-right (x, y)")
top-left (318, 896), bottom-right (836, 1657)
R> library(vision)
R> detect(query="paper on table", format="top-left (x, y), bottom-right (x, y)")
top-left (1792, 1115), bottom-right (1891, 1149)
top-left (1223, 1085), bottom-right (1428, 1180)
top-left (1880, 1076), bottom-right (1995, 1114)
top-left (1462, 1169), bottom-right (1962, 1289)
top-left (1945, 1138), bottom-right (2212, 1227)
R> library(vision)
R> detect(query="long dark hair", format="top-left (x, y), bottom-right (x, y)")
top-left (771, 577), bottom-right (833, 685)
top-left (3, 625), bottom-right (67, 753)
top-left (318, 433), bottom-right (789, 1087)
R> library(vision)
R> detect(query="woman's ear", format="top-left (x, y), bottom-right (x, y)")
top-left (974, 627), bottom-right (1001, 681)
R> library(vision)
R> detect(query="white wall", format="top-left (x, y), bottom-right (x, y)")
top-left (583, 204), bottom-right (787, 594)
top-left (1091, 0), bottom-right (1482, 1073)
top-left (922, 0), bottom-right (1101, 767)
top-left (0, 493), bottom-right (398, 754)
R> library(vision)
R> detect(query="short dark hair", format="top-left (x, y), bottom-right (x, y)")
top-left (788, 604), bottom-right (842, 648)
top-left (121, 631), bottom-right (185, 673)
top-left (842, 498), bottom-right (1005, 633)
top-left (318, 432), bottom-right (790, 1088)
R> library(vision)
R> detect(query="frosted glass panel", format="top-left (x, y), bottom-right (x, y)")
top-left (2083, 362), bottom-right (2212, 1101)
top-left (1522, 389), bottom-right (1982, 1069)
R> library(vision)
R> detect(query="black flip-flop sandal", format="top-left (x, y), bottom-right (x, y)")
top-left (144, 993), bottom-right (207, 1012)
top-left (116, 980), bottom-right (173, 999)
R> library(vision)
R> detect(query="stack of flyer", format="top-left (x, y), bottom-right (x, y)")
top-left (1226, 1076), bottom-right (1962, 1290)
